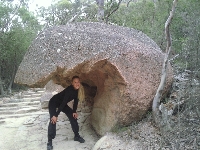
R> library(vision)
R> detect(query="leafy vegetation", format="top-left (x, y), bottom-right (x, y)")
top-left (0, 0), bottom-right (41, 95)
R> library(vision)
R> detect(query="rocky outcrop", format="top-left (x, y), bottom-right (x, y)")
top-left (45, 80), bottom-right (64, 93)
top-left (15, 22), bottom-right (173, 135)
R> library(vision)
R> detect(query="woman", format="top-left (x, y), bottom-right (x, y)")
top-left (47, 76), bottom-right (85, 150)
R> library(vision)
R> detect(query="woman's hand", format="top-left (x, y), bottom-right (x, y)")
top-left (73, 113), bottom-right (78, 119)
top-left (51, 116), bottom-right (58, 124)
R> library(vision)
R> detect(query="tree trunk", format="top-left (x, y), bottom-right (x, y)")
top-left (7, 65), bottom-right (16, 94)
top-left (0, 66), bottom-right (4, 95)
top-left (96, 0), bottom-right (104, 22)
top-left (152, 0), bottom-right (158, 7)
top-left (0, 77), bottom-right (4, 95)
top-left (152, 0), bottom-right (178, 126)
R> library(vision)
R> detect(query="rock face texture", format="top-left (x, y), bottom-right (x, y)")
top-left (15, 22), bottom-right (173, 135)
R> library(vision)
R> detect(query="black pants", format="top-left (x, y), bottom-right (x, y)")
top-left (47, 96), bottom-right (79, 141)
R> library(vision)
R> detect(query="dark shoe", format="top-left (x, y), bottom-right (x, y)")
top-left (47, 143), bottom-right (53, 150)
top-left (74, 136), bottom-right (85, 143)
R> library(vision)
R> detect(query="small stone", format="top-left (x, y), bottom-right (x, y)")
top-left (0, 120), bottom-right (5, 124)
top-left (133, 134), bottom-right (140, 139)
top-left (93, 136), bottom-right (107, 150)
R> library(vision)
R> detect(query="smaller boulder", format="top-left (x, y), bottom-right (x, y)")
top-left (41, 100), bottom-right (50, 109)
top-left (40, 92), bottom-right (53, 109)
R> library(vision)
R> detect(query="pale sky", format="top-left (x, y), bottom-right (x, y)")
top-left (28, 0), bottom-right (55, 12)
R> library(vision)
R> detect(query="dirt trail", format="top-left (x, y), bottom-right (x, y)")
top-left (0, 88), bottom-right (99, 150)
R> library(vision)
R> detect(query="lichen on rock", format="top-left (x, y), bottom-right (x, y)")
top-left (15, 22), bottom-right (173, 135)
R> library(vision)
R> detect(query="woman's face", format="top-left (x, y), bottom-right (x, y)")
top-left (72, 78), bottom-right (80, 90)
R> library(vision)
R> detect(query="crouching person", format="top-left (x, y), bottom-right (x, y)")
top-left (47, 76), bottom-right (85, 150)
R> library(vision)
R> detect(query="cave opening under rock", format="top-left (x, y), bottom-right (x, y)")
top-left (80, 82), bottom-right (97, 113)
top-left (51, 59), bottom-right (126, 135)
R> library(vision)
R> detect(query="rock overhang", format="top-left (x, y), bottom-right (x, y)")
top-left (15, 22), bottom-right (173, 135)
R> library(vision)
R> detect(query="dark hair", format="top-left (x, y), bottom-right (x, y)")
top-left (72, 76), bottom-right (80, 81)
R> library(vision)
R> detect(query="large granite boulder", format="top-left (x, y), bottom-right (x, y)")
top-left (15, 22), bottom-right (173, 135)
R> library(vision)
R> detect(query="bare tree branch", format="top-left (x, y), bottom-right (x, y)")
top-left (1, 0), bottom-right (24, 32)
top-left (152, 0), bottom-right (178, 126)
top-left (105, 0), bottom-right (122, 23)
top-left (67, 10), bottom-right (83, 23)
top-left (127, 0), bottom-right (132, 7)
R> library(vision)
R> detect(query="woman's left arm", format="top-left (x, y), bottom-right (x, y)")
top-left (72, 98), bottom-right (78, 119)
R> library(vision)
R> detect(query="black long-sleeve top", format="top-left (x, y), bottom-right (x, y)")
top-left (53, 85), bottom-right (78, 117)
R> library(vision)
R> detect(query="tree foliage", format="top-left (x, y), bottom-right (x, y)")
top-left (1, 0), bottom-right (199, 103)
top-left (0, 0), bottom-right (41, 95)
top-left (36, 0), bottom-right (98, 27)
top-left (109, 0), bottom-right (200, 73)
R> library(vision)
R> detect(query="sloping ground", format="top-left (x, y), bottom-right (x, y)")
top-left (158, 70), bottom-right (200, 149)
top-left (94, 70), bottom-right (200, 150)
top-left (0, 88), bottom-right (165, 150)
top-left (0, 88), bottom-right (46, 121)
top-left (0, 89), bottom-right (99, 150)
top-left (0, 88), bottom-right (159, 150)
